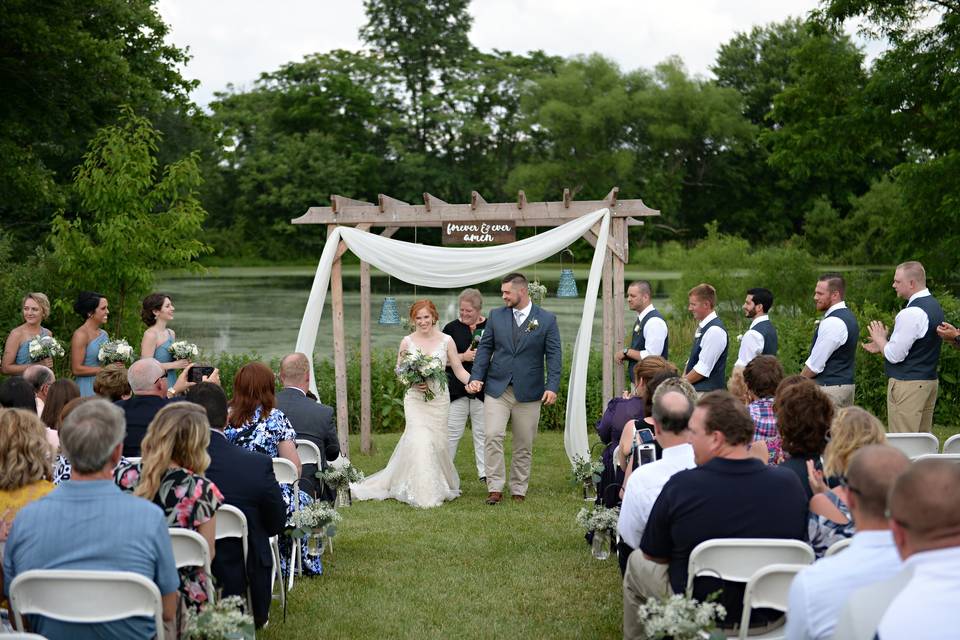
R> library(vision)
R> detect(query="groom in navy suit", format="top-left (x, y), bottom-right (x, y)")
top-left (468, 273), bottom-right (561, 504)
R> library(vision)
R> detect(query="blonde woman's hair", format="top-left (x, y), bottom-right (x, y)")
top-left (23, 292), bottom-right (51, 320)
top-left (823, 406), bottom-right (887, 478)
top-left (136, 403), bottom-right (211, 500)
top-left (0, 408), bottom-right (53, 490)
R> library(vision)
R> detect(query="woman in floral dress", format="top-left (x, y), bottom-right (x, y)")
top-left (115, 403), bottom-right (223, 614)
top-left (224, 362), bottom-right (319, 576)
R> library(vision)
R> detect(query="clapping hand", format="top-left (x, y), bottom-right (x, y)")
top-left (806, 459), bottom-right (829, 495)
top-left (861, 320), bottom-right (888, 354)
top-left (937, 322), bottom-right (960, 342)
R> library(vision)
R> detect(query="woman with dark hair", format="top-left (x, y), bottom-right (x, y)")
top-left (775, 380), bottom-right (833, 499)
top-left (40, 379), bottom-right (80, 430)
top-left (0, 377), bottom-right (38, 412)
top-left (616, 358), bottom-right (678, 481)
top-left (2, 293), bottom-right (55, 375)
top-left (70, 291), bottom-right (109, 397)
top-left (140, 293), bottom-right (189, 388)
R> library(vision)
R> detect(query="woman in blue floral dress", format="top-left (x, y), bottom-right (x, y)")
top-left (224, 362), bottom-right (320, 576)
top-left (114, 403), bottom-right (224, 616)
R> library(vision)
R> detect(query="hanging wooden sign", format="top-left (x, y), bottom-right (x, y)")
top-left (442, 220), bottom-right (516, 245)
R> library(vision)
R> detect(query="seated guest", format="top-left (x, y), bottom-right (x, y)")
top-left (186, 382), bottom-right (287, 629)
top-left (743, 355), bottom-right (784, 462)
top-left (0, 377), bottom-right (37, 412)
top-left (51, 396), bottom-right (99, 484)
top-left (114, 403), bottom-right (223, 614)
top-left (775, 380), bottom-right (833, 498)
top-left (616, 378), bottom-right (696, 576)
top-left (785, 444), bottom-right (909, 640)
top-left (3, 399), bottom-right (178, 638)
top-left (594, 361), bottom-right (648, 507)
top-left (0, 409), bottom-right (55, 541)
top-left (93, 363), bottom-right (132, 401)
top-left (618, 359), bottom-right (678, 489)
top-left (23, 364), bottom-right (54, 415)
top-left (39, 379), bottom-right (80, 432)
top-left (623, 391), bottom-right (808, 638)
top-left (835, 458), bottom-right (960, 639)
top-left (276, 352), bottom-right (339, 500)
top-left (116, 357), bottom-right (188, 457)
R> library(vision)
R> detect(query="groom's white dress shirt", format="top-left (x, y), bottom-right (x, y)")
top-left (513, 301), bottom-right (532, 327)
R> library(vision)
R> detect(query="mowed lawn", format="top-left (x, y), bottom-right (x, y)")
top-left (261, 431), bottom-right (622, 640)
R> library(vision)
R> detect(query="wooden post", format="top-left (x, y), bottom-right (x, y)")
top-left (602, 248), bottom-right (614, 407)
top-left (330, 230), bottom-right (350, 457)
top-left (360, 259), bottom-right (372, 454)
top-left (612, 218), bottom-right (627, 393)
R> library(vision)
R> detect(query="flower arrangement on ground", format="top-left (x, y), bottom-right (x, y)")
top-left (28, 335), bottom-right (65, 361)
top-left (571, 454), bottom-right (604, 486)
top-left (636, 593), bottom-right (727, 640)
top-left (316, 462), bottom-right (365, 490)
top-left (395, 349), bottom-right (447, 401)
top-left (182, 595), bottom-right (255, 640)
top-left (575, 504), bottom-right (620, 534)
top-left (169, 340), bottom-right (200, 360)
top-left (97, 338), bottom-right (134, 365)
top-left (288, 500), bottom-right (342, 538)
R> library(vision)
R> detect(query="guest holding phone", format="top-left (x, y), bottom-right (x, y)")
top-left (617, 358), bottom-right (677, 488)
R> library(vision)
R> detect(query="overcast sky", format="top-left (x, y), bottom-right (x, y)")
top-left (157, 0), bottom-right (858, 107)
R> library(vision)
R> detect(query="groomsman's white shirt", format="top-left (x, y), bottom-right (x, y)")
top-left (636, 305), bottom-right (668, 360)
top-left (805, 301), bottom-right (849, 375)
top-left (617, 443), bottom-right (695, 549)
top-left (735, 314), bottom-right (770, 368)
top-left (884, 289), bottom-right (933, 363)
top-left (691, 311), bottom-right (727, 378)
top-left (513, 301), bottom-right (532, 326)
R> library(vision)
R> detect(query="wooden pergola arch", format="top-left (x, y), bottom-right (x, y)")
top-left (292, 187), bottom-right (660, 456)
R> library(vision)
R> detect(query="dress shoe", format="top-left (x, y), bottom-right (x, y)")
top-left (512, 494), bottom-right (525, 503)
top-left (479, 476), bottom-right (486, 483)
top-left (486, 491), bottom-right (502, 505)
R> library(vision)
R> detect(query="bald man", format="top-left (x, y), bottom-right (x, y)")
top-left (863, 261), bottom-right (944, 433)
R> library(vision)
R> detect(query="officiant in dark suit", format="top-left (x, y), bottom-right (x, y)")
top-left (277, 352), bottom-right (340, 500)
top-left (468, 273), bottom-right (562, 505)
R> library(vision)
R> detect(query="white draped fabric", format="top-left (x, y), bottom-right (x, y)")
top-left (295, 207), bottom-right (611, 463)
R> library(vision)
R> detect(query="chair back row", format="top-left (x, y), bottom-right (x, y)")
top-left (887, 432), bottom-right (960, 458)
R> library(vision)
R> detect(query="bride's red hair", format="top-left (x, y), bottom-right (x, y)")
top-left (409, 299), bottom-right (439, 323)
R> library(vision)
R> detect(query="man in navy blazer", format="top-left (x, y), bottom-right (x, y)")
top-left (276, 352), bottom-right (340, 500)
top-left (186, 382), bottom-right (286, 629)
top-left (468, 272), bottom-right (561, 504)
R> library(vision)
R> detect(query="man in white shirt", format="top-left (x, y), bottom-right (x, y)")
top-left (683, 283), bottom-right (728, 393)
top-left (862, 261), bottom-right (944, 433)
top-left (734, 287), bottom-right (778, 368)
top-left (801, 274), bottom-right (858, 407)
top-left (834, 458), bottom-right (960, 640)
top-left (617, 280), bottom-right (669, 384)
top-left (784, 444), bottom-right (909, 640)
top-left (617, 382), bottom-right (696, 573)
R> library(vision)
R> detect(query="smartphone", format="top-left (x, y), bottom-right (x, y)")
top-left (187, 365), bottom-right (215, 383)
top-left (636, 428), bottom-right (655, 445)
top-left (637, 444), bottom-right (656, 466)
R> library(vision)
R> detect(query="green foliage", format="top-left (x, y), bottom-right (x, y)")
top-left (49, 106), bottom-right (210, 338)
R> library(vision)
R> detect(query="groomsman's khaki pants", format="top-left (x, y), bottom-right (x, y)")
top-left (484, 385), bottom-right (541, 496)
top-left (820, 383), bottom-right (855, 408)
top-left (887, 378), bottom-right (938, 433)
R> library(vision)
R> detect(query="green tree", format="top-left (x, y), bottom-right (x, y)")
top-left (50, 107), bottom-right (209, 338)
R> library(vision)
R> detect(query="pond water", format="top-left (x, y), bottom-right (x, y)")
top-left (155, 266), bottom-right (678, 361)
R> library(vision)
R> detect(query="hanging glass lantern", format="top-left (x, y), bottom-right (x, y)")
top-left (556, 249), bottom-right (579, 298)
top-left (378, 296), bottom-right (401, 325)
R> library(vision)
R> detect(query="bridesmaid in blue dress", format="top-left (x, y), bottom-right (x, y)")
top-left (70, 291), bottom-right (109, 397)
top-left (2, 293), bottom-right (55, 375)
top-left (139, 293), bottom-right (190, 387)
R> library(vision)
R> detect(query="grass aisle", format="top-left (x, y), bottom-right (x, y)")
top-left (263, 431), bottom-right (622, 639)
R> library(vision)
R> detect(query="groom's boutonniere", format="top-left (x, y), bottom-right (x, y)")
top-left (526, 319), bottom-right (539, 333)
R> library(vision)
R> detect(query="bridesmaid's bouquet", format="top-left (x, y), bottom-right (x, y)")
top-left (169, 340), bottom-right (199, 360)
top-left (396, 350), bottom-right (447, 401)
top-left (28, 335), bottom-right (65, 361)
top-left (98, 338), bottom-right (134, 365)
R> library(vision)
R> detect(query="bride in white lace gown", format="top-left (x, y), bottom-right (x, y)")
top-left (352, 300), bottom-right (471, 508)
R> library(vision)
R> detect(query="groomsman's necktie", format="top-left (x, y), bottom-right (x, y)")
top-left (513, 309), bottom-right (522, 342)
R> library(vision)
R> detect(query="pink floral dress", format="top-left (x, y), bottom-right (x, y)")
top-left (115, 463), bottom-right (224, 609)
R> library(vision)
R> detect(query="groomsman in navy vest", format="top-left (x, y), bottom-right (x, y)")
top-left (616, 280), bottom-right (669, 383)
top-left (683, 283), bottom-right (728, 393)
top-left (801, 274), bottom-right (859, 407)
top-left (733, 287), bottom-right (778, 369)
top-left (863, 261), bottom-right (944, 433)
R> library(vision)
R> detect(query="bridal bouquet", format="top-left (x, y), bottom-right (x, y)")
top-left (288, 501), bottom-right (342, 538)
top-left (183, 595), bottom-right (255, 640)
top-left (395, 350), bottom-right (447, 401)
top-left (28, 335), bottom-right (65, 361)
top-left (635, 593), bottom-right (726, 640)
top-left (169, 340), bottom-right (199, 360)
top-left (97, 338), bottom-right (134, 365)
top-left (317, 463), bottom-right (365, 490)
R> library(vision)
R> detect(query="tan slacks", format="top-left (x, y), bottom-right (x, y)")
top-left (887, 378), bottom-right (938, 433)
top-left (820, 383), bottom-right (855, 408)
top-left (483, 385), bottom-right (541, 496)
top-left (622, 551), bottom-right (671, 640)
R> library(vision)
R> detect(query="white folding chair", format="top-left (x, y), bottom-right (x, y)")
top-left (269, 536), bottom-right (286, 609)
top-left (824, 537), bottom-right (853, 557)
top-left (214, 505), bottom-right (252, 611)
top-left (168, 528), bottom-right (216, 604)
top-left (125, 456), bottom-right (142, 465)
top-left (886, 432), bottom-right (939, 458)
top-left (912, 453), bottom-right (960, 464)
top-left (737, 564), bottom-right (807, 640)
top-left (942, 433), bottom-right (960, 454)
top-left (2, 633), bottom-right (48, 639)
top-left (272, 457), bottom-right (300, 591)
top-left (685, 538), bottom-right (814, 596)
top-left (9, 569), bottom-right (166, 639)
top-left (295, 439), bottom-right (321, 466)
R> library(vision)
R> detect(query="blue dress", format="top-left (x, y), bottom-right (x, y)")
top-left (76, 330), bottom-right (108, 397)
top-left (152, 332), bottom-right (178, 388)
top-left (14, 327), bottom-right (51, 364)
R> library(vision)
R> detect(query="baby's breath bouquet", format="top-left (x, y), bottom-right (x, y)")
top-left (183, 595), bottom-right (255, 640)
top-left (169, 340), bottom-right (199, 360)
top-left (97, 338), bottom-right (134, 365)
top-left (636, 593), bottom-right (727, 640)
top-left (317, 462), bottom-right (365, 490)
top-left (571, 454), bottom-right (604, 485)
top-left (288, 501), bottom-right (342, 539)
top-left (28, 335), bottom-right (65, 361)
top-left (395, 349), bottom-right (447, 401)
top-left (576, 504), bottom-right (620, 534)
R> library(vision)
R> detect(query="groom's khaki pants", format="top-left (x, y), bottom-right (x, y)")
top-left (484, 385), bottom-right (541, 496)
